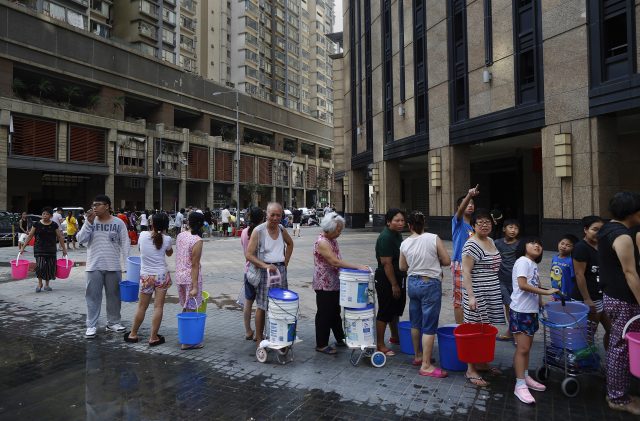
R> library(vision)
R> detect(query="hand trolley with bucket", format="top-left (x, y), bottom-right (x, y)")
top-left (342, 269), bottom-right (387, 368)
top-left (256, 272), bottom-right (300, 364)
top-left (536, 300), bottom-right (600, 397)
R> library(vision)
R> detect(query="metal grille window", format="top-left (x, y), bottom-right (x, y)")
top-left (117, 134), bottom-right (146, 175)
top-left (258, 158), bottom-right (273, 185)
top-left (69, 125), bottom-right (106, 163)
top-left (414, 0), bottom-right (428, 132)
top-left (188, 145), bottom-right (209, 180)
top-left (215, 150), bottom-right (233, 182)
top-left (382, 0), bottom-right (393, 143)
top-left (318, 167), bottom-right (331, 189)
top-left (514, 0), bottom-right (542, 104)
top-left (154, 140), bottom-right (181, 178)
top-left (10, 116), bottom-right (57, 159)
top-left (240, 154), bottom-right (255, 183)
top-left (306, 165), bottom-right (317, 188)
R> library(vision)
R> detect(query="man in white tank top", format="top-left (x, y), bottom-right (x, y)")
top-left (245, 202), bottom-right (294, 346)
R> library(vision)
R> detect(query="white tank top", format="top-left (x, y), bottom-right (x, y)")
top-left (263, 227), bottom-right (285, 263)
top-left (399, 232), bottom-right (442, 279)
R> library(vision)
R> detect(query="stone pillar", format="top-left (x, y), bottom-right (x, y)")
top-left (105, 129), bottom-right (116, 201)
top-left (95, 86), bottom-right (125, 119)
top-left (271, 159), bottom-right (279, 202)
top-left (0, 124), bottom-right (8, 210)
top-left (0, 58), bottom-right (14, 98)
top-left (345, 168), bottom-right (367, 228)
top-left (57, 121), bottom-right (67, 162)
top-left (179, 144), bottom-right (187, 210)
top-left (145, 135), bottom-right (154, 210)
top-left (208, 145), bottom-right (215, 207)
top-left (372, 160), bottom-right (401, 228)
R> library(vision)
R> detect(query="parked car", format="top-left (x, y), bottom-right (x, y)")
top-left (0, 212), bottom-right (18, 246)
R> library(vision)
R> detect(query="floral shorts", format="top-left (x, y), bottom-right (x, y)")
top-left (509, 309), bottom-right (539, 337)
top-left (140, 273), bottom-right (172, 295)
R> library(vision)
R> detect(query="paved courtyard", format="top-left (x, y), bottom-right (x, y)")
top-left (0, 226), bottom-right (637, 420)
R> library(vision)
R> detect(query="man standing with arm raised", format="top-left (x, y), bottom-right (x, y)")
top-left (77, 195), bottom-right (131, 339)
top-left (451, 185), bottom-right (480, 324)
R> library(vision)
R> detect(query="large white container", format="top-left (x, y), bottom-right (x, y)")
top-left (344, 304), bottom-right (376, 347)
top-left (339, 268), bottom-right (371, 309)
top-left (268, 288), bottom-right (299, 347)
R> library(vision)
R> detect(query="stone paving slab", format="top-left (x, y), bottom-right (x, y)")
top-left (0, 227), bottom-right (636, 420)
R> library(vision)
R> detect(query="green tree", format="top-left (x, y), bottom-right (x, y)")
top-left (37, 79), bottom-right (54, 101)
top-left (63, 86), bottom-right (81, 107)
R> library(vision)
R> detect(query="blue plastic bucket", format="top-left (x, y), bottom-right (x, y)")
top-left (398, 320), bottom-right (417, 354)
top-left (119, 281), bottom-right (139, 302)
top-left (546, 301), bottom-right (590, 350)
top-left (177, 312), bottom-right (207, 345)
top-left (437, 324), bottom-right (467, 371)
top-left (126, 256), bottom-right (141, 282)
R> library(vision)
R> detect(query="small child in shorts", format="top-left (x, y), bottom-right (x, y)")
top-left (549, 234), bottom-right (579, 300)
top-left (495, 219), bottom-right (520, 340)
top-left (510, 237), bottom-right (559, 404)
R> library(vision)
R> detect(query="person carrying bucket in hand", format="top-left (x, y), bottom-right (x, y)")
top-left (19, 207), bottom-right (68, 292)
top-left (175, 211), bottom-right (205, 350)
top-left (77, 195), bottom-right (130, 339)
top-left (245, 202), bottom-right (294, 346)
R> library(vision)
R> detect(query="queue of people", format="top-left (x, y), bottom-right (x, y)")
top-left (13, 189), bottom-right (640, 414)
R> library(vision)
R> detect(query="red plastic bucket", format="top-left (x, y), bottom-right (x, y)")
top-left (28, 237), bottom-right (35, 246)
top-left (55, 258), bottom-right (74, 279)
top-left (10, 259), bottom-right (30, 280)
top-left (454, 323), bottom-right (498, 363)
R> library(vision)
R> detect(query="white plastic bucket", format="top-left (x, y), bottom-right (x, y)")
top-left (268, 288), bottom-right (299, 347)
top-left (344, 304), bottom-right (375, 347)
top-left (339, 269), bottom-right (370, 309)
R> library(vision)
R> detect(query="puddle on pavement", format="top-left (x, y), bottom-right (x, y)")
top-left (164, 294), bottom-right (242, 311)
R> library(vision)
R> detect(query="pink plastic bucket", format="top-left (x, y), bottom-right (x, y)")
top-left (623, 315), bottom-right (640, 378)
top-left (56, 258), bottom-right (74, 279)
top-left (10, 259), bottom-right (29, 280)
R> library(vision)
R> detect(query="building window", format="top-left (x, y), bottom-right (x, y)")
top-left (448, 0), bottom-right (468, 122)
top-left (382, 0), bottom-right (393, 143)
top-left (364, 0), bottom-right (373, 151)
top-left (588, 0), bottom-right (636, 84)
top-left (357, 0), bottom-right (363, 126)
top-left (349, 0), bottom-right (358, 153)
top-left (414, 0), bottom-right (428, 132)
top-left (399, 0), bottom-right (405, 102)
top-left (513, 0), bottom-right (542, 104)
top-left (484, 0), bottom-right (493, 66)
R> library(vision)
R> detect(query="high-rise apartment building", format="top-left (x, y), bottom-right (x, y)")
top-left (225, 0), bottom-right (336, 124)
top-left (13, 0), bottom-right (334, 123)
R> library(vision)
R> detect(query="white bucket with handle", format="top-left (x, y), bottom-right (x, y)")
top-left (344, 304), bottom-right (375, 347)
top-left (339, 268), bottom-right (371, 309)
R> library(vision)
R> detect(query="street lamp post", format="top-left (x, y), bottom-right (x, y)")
top-left (212, 90), bottom-right (240, 230)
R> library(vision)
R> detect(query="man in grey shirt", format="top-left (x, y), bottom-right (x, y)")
top-left (77, 195), bottom-right (130, 339)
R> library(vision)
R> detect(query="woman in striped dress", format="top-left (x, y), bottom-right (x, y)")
top-left (461, 208), bottom-right (504, 387)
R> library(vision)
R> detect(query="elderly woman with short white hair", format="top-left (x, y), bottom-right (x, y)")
top-left (313, 212), bottom-right (369, 355)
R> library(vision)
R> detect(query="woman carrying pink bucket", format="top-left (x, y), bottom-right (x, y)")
top-left (19, 207), bottom-right (67, 292)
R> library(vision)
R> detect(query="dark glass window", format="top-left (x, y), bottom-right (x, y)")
top-left (364, 0), bottom-right (373, 150)
top-left (414, 0), bottom-right (428, 132)
top-left (449, 0), bottom-right (468, 121)
top-left (383, 0), bottom-right (393, 143)
top-left (514, 0), bottom-right (541, 104)
top-left (604, 13), bottom-right (628, 58)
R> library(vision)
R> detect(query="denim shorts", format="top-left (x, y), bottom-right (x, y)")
top-left (509, 309), bottom-right (539, 336)
top-left (407, 275), bottom-right (442, 335)
top-left (244, 273), bottom-right (256, 300)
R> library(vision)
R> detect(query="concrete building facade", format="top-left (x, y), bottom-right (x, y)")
top-left (333, 0), bottom-right (640, 244)
top-left (0, 2), bottom-right (333, 213)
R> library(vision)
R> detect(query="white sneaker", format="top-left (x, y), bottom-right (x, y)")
top-left (85, 327), bottom-right (97, 338)
top-left (106, 323), bottom-right (126, 333)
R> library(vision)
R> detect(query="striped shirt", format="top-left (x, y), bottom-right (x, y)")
top-left (77, 216), bottom-right (130, 271)
top-left (462, 239), bottom-right (504, 324)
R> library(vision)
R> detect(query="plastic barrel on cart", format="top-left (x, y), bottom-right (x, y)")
top-left (344, 304), bottom-right (376, 347)
top-left (546, 301), bottom-right (589, 351)
top-left (268, 288), bottom-right (299, 347)
top-left (339, 269), bottom-right (370, 309)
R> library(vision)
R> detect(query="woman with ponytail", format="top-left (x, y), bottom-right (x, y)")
top-left (124, 212), bottom-right (173, 346)
top-left (175, 211), bottom-right (205, 349)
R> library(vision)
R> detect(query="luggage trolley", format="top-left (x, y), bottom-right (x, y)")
top-left (536, 299), bottom-right (601, 397)
top-left (341, 269), bottom-right (386, 368)
top-left (256, 272), bottom-right (300, 365)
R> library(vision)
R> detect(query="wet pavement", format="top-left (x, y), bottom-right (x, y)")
top-left (0, 227), bottom-right (638, 420)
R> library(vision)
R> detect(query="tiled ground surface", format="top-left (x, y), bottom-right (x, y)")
top-left (0, 227), bottom-right (637, 420)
